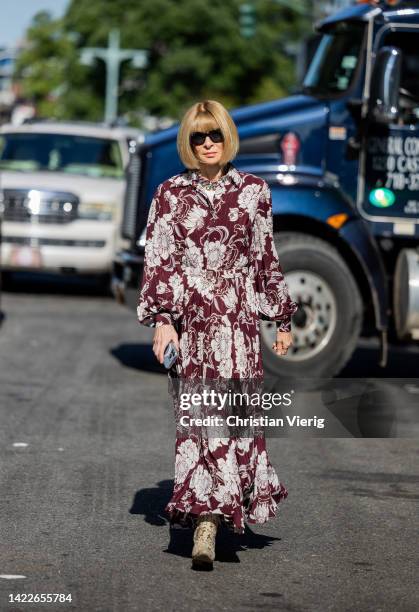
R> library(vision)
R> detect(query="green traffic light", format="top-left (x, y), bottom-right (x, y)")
top-left (369, 188), bottom-right (396, 208)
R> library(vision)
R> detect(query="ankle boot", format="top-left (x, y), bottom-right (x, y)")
top-left (192, 514), bottom-right (220, 568)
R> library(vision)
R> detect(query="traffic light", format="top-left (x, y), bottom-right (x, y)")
top-left (239, 3), bottom-right (256, 39)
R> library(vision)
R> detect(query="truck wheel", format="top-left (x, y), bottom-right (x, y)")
top-left (261, 232), bottom-right (363, 379)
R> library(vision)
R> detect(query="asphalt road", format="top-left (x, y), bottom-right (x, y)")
top-left (0, 274), bottom-right (418, 612)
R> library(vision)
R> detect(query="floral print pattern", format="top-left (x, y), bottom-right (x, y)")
top-left (137, 162), bottom-right (298, 533)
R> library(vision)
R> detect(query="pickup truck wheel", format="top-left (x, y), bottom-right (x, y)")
top-left (96, 272), bottom-right (112, 296)
top-left (260, 232), bottom-right (363, 379)
top-left (0, 271), bottom-right (14, 290)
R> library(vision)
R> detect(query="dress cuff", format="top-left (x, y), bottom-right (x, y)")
top-left (276, 318), bottom-right (291, 333)
top-left (155, 313), bottom-right (173, 327)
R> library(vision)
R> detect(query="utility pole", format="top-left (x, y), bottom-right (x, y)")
top-left (80, 29), bottom-right (148, 123)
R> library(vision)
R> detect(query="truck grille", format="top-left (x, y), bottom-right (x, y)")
top-left (1, 189), bottom-right (79, 223)
top-left (2, 236), bottom-right (105, 247)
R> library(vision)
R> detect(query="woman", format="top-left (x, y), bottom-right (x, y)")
top-left (137, 100), bottom-right (298, 569)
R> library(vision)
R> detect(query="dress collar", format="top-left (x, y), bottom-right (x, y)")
top-left (175, 161), bottom-right (242, 188)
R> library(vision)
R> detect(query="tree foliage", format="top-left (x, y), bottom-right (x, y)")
top-left (15, 0), bottom-right (312, 126)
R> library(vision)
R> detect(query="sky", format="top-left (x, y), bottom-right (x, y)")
top-left (0, 0), bottom-right (69, 48)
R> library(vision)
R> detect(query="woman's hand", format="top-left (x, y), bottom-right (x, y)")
top-left (272, 330), bottom-right (293, 356)
top-left (153, 324), bottom-right (180, 364)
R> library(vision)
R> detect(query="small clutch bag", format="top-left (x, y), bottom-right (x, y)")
top-left (163, 341), bottom-right (178, 369)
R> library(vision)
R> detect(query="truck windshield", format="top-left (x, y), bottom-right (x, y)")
top-left (302, 21), bottom-right (366, 96)
top-left (0, 132), bottom-right (124, 179)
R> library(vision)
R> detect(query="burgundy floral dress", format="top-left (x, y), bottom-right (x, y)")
top-left (137, 161), bottom-right (298, 534)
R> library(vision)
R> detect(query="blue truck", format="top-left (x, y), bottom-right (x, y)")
top-left (112, 0), bottom-right (419, 378)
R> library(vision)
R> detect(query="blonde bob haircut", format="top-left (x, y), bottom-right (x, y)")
top-left (177, 100), bottom-right (239, 170)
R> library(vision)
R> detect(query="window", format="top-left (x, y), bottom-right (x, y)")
top-left (379, 30), bottom-right (419, 124)
top-left (0, 133), bottom-right (124, 178)
top-left (302, 21), bottom-right (366, 97)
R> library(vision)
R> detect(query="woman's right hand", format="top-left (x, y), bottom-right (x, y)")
top-left (153, 324), bottom-right (180, 364)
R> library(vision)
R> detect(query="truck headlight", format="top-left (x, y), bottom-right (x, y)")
top-left (78, 202), bottom-right (116, 220)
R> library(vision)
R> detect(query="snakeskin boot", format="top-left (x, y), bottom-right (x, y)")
top-left (192, 513), bottom-right (220, 568)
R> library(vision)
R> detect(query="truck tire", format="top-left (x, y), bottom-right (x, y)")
top-left (261, 232), bottom-right (363, 379)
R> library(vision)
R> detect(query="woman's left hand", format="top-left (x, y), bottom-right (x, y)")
top-left (272, 330), bottom-right (293, 356)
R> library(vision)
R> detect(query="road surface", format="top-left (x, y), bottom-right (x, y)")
top-left (0, 275), bottom-right (417, 612)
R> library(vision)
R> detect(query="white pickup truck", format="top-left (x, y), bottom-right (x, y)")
top-left (0, 120), bottom-right (142, 280)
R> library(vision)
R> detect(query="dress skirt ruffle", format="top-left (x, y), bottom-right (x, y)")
top-left (164, 434), bottom-right (288, 534)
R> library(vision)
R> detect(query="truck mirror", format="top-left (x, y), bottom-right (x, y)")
top-left (369, 46), bottom-right (402, 124)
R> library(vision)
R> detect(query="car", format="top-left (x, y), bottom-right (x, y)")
top-left (0, 120), bottom-right (143, 283)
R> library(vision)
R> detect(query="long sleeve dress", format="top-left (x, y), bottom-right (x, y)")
top-left (137, 161), bottom-right (298, 533)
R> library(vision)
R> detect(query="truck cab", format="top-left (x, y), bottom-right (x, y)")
top-left (112, 0), bottom-right (419, 377)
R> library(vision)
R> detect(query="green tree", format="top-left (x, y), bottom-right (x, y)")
top-left (15, 0), bottom-right (311, 125)
top-left (14, 11), bottom-right (102, 119)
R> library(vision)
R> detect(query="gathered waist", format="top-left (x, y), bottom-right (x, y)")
top-left (182, 265), bottom-right (252, 279)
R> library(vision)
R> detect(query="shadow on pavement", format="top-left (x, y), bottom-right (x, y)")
top-left (129, 479), bottom-right (173, 526)
top-left (1, 270), bottom-right (111, 296)
top-left (339, 338), bottom-right (419, 377)
top-left (129, 479), bottom-right (283, 563)
top-left (111, 344), bottom-right (165, 374)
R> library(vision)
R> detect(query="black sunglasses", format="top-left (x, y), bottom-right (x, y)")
top-left (190, 129), bottom-right (224, 146)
